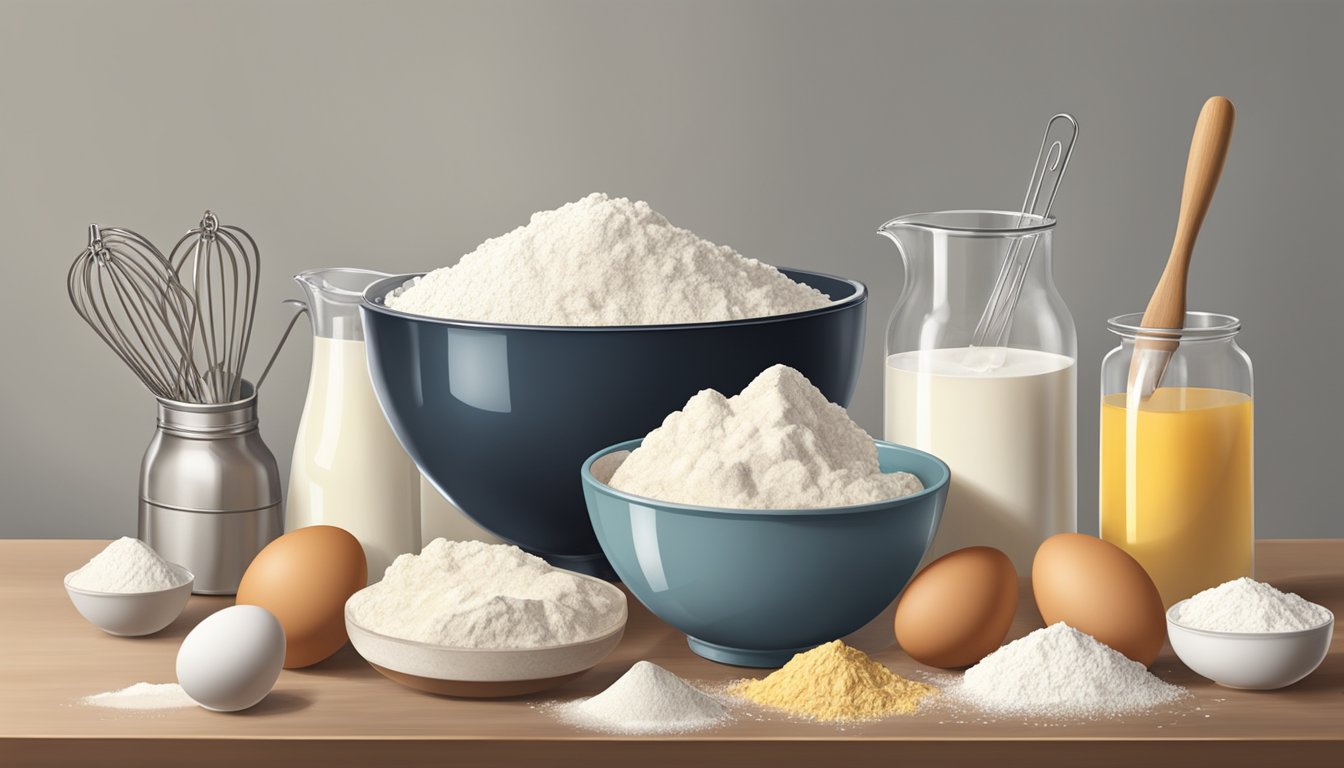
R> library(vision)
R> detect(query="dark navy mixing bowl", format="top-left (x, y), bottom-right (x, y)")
top-left (582, 439), bottom-right (949, 667)
top-left (360, 269), bottom-right (866, 577)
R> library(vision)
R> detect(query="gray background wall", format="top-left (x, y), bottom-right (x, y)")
top-left (2, 0), bottom-right (1340, 539)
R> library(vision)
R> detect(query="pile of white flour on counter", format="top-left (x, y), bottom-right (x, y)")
top-left (555, 661), bottom-right (728, 734)
top-left (386, 193), bottom-right (831, 326)
top-left (1172, 577), bottom-right (1332, 633)
top-left (345, 539), bottom-right (625, 649)
top-left (951, 623), bottom-right (1187, 718)
top-left (81, 683), bottom-right (194, 710)
top-left (67, 537), bottom-right (184, 593)
top-left (608, 364), bottom-right (923, 509)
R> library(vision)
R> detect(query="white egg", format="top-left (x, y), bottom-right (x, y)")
top-left (176, 605), bottom-right (286, 712)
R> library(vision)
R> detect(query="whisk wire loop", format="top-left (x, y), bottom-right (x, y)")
top-left (67, 225), bottom-right (205, 401)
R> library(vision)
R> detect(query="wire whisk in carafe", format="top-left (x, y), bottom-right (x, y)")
top-left (168, 211), bottom-right (261, 404)
top-left (965, 113), bottom-right (1078, 371)
top-left (67, 211), bottom-right (274, 405)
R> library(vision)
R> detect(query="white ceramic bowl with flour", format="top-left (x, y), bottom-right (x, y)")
top-left (1167, 604), bottom-right (1333, 690)
top-left (64, 564), bottom-right (194, 637)
top-left (1166, 578), bottom-right (1335, 690)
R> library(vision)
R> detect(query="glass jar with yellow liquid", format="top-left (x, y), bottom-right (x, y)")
top-left (1100, 312), bottom-right (1253, 607)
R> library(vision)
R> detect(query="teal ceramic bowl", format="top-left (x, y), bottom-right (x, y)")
top-left (582, 439), bottom-right (949, 667)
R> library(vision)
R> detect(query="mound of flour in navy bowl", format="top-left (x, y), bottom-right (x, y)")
top-left (362, 267), bottom-right (865, 577)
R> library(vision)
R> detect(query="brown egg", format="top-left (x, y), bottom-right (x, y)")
top-left (1031, 533), bottom-right (1165, 666)
top-left (894, 546), bottom-right (1019, 668)
top-left (236, 525), bottom-right (367, 669)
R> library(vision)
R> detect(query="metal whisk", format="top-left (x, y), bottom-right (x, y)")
top-left (970, 113), bottom-right (1078, 351)
top-left (67, 224), bottom-right (207, 401)
top-left (168, 211), bottom-right (261, 404)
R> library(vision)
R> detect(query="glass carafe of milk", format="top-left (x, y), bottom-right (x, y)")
top-left (879, 211), bottom-right (1076, 574)
top-left (288, 268), bottom-right (421, 582)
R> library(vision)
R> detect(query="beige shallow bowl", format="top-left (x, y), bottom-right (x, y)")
top-left (345, 578), bottom-right (627, 698)
top-left (64, 563), bottom-right (194, 637)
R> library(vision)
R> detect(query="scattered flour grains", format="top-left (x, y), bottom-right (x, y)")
top-left (954, 623), bottom-right (1187, 718)
top-left (557, 661), bottom-right (728, 734)
top-left (386, 193), bottom-right (831, 326)
top-left (1172, 577), bottom-right (1332, 633)
top-left (345, 539), bottom-right (625, 649)
top-left (81, 683), bottom-right (194, 710)
top-left (67, 537), bottom-right (183, 593)
top-left (609, 364), bottom-right (924, 509)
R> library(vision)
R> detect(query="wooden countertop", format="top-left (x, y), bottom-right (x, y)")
top-left (2, 539), bottom-right (1341, 767)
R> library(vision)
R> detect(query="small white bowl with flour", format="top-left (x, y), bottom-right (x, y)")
top-left (1167, 577), bottom-right (1334, 690)
top-left (64, 538), bottom-right (194, 637)
top-left (344, 539), bottom-right (628, 697)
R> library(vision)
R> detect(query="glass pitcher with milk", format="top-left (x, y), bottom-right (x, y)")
top-left (879, 211), bottom-right (1076, 573)
top-left (287, 268), bottom-right (421, 582)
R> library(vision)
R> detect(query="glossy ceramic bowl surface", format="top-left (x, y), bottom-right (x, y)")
top-left (582, 439), bottom-right (949, 667)
top-left (1167, 601), bottom-right (1334, 690)
top-left (64, 563), bottom-right (194, 636)
top-left (344, 577), bottom-right (627, 698)
top-left (361, 269), bottom-right (866, 577)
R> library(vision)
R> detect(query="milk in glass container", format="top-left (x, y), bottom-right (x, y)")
top-left (286, 268), bottom-right (421, 582)
top-left (879, 211), bottom-right (1076, 573)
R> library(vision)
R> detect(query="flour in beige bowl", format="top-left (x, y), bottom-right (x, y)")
top-left (345, 539), bottom-right (625, 649)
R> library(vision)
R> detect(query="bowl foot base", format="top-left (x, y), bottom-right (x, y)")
top-left (530, 551), bottom-right (616, 580)
top-left (368, 662), bottom-right (586, 698)
top-left (687, 636), bottom-right (815, 668)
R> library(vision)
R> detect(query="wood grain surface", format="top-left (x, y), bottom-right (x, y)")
top-left (2, 539), bottom-right (1340, 767)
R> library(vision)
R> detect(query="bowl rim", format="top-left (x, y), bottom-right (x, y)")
top-left (63, 562), bottom-right (195, 597)
top-left (1166, 598), bottom-right (1336, 639)
top-left (359, 267), bottom-right (867, 331)
top-left (581, 438), bottom-right (951, 518)
top-left (342, 571), bottom-right (629, 655)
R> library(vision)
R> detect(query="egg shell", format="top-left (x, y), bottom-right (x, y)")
top-left (236, 525), bottom-right (367, 668)
top-left (894, 546), bottom-right (1018, 668)
top-left (176, 604), bottom-right (285, 712)
top-left (1032, 533), bottom-right (1166, 666)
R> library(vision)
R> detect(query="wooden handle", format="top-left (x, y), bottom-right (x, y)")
top-left (1140, 96), bottom-right (1236, 330)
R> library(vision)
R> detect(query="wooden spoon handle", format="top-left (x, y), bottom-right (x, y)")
top-left (1140, 96), bottom-right (1236, 330)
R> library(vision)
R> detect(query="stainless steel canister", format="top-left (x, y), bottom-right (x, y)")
top-left (138, 380), bottom-right (282, 594)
